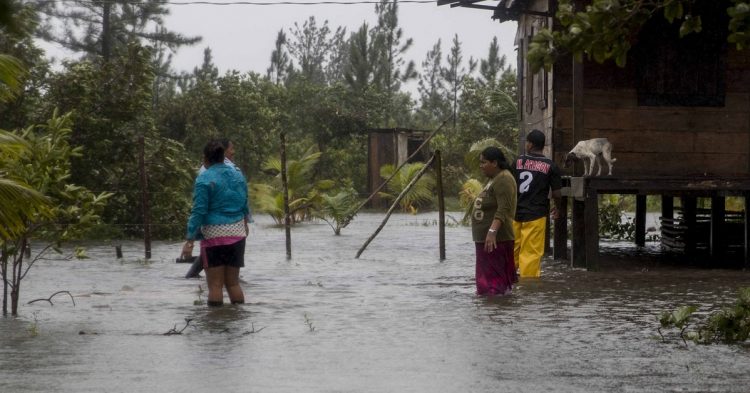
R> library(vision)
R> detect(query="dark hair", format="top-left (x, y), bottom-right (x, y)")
top-left (203, 140), bottom-right (225, 165)
top-left (481, 146), bottom-right (511, 170)
top-left (218, 138), bottom-right (232, 149)
top-left (526, 129), bottom-right (546, 149)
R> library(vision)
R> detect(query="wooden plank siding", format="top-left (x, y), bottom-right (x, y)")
top-left (553, 52), bottom-right (750, 176)
top-left (517, 0), bottom-right (554, 157)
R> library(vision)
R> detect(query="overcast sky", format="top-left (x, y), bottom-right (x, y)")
top-left (164, 1), bottom-right (517, 76)
top-left (41, 1), bottom-right (519, 90)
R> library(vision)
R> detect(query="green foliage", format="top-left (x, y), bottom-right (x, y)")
top-left (659, 305), bottom-right (697, 330)
top-left (0, 54), bottom-right (24, 102)
top-left (44, 44), bottom-right (193, 238)
top-left (598, 195), bottom-right (635, 240)
top-left (1, 110), bottom-right (110, 315)
top-left (315, 188), bottom-right (361, 235)
top-left (659, 288), bottom-right (750, 345)
top-left (378, 162), bottom-right (435, 213)
top-left (729, 1), bottom-right (750, 49)
top-left (253, 146), bottom-right (333, 224)
top-left (35, 0), bottom-right (201, 59)
top-left (528, 0), bottom-right (716, 72)
top-left (7, 111), bottom-right (112, 241)
top-left (0, 130), bottom-right (51, 240)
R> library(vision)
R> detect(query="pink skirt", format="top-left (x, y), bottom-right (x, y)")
top-left (475, 241), bottom-right (517, 296)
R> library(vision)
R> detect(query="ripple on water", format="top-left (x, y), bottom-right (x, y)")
top-left (1, 212), bottom-right (749, 392)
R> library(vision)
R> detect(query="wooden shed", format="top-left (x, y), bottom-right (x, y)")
top-left (439, 0), bottom-right (750, 269)
top-left (368, 128), bottom-right (429, 208)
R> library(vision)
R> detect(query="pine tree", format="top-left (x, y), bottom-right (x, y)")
top-left (479, 36), bottom-right (510, 87)
top-left (344, 23), bottom-right (375, 93)
top-left (35, 0), bottom-right (200, 61)
top-left (442, 34), bottom-right (476, 128)
top-left (371, 0), bottom-right (416, 125)
top-left (287, 16), bottom-right (344, 85)
top-left (267, 30), bottom-right (291, 86)
top-left (417, 39), bottom-right (449, 126)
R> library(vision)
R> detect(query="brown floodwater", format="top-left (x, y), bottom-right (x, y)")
top-left (1, 212), bottom-right (749, 392)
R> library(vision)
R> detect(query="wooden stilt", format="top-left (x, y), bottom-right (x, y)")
top-left (635, 195), bottom-right (647, 247)
top-left (553, 196), bottom-right (569, 260)
top-left (584, 190), bottom-right (599, 271)
top-left (572, 199), bottom-right (586, 268)
top-left (745, 193), bottom-right (750, 269)
top-left (710, 196), bottom-right (725, 260)
top-left (661, 195), bottom-right (673, 220)
top-left (681, 197), bottom-right (697, 258)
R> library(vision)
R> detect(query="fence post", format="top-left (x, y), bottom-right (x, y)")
top-left (435, 150), bottom-right (446, 261)
top-left (281, 131), bottom-right (291, 260)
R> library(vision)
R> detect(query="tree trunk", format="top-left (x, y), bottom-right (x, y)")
top-left (2, 248), bottom-right (7, 316)
top-left (11, 239), bottom-right (26, 316)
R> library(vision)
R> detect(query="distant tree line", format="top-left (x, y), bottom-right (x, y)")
top-left (1, 0), bottom-right (518, 241)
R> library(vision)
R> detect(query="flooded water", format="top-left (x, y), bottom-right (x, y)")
top-left (1, 212), bottom-right (749, 392)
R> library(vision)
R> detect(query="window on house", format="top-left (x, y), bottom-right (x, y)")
top-left (634, 3), bottom-right (727, 107)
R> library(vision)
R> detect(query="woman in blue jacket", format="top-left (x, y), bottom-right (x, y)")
top-left (181, 140), bottom-right (249, 306)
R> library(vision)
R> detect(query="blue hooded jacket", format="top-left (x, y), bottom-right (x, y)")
top-left (186, 163), bottom-right (249, 240)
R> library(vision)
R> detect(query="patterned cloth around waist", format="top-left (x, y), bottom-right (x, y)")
top-left (201, 219), bottom-right (246, 240)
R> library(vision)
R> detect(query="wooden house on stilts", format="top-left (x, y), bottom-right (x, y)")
top-left (439, 0), bottom-right (750, 269)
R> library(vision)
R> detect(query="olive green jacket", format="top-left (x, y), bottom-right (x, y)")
top-left (471, 170), bottom-right (517, 242)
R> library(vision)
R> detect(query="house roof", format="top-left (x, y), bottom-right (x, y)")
top-left (436, 0), bottom-right (527, 22)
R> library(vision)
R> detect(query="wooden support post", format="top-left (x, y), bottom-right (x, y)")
top-left (281, 131), bottom-right (291, 260)
top-left (745, 193), bottom-right (750, 269)
top-left (661, 195), bottom-right (673, 220)
top-left (553, 196), bottom-right (569, 260)
top-left (681, 196), bottom-right (697, 257)
top-left (572, 49), bottom-right (585, 164)
top-left (115, 245), bottom-right (123, 259)
top-left (635, 195), bottom-right (647, 247)
top-left (584, 190), bottom-right (599, 271)
top-left (572, 199), bottom-right (586, 268)
top-left (710, 196), bottom-right (725, 260)
top-left (435, 150), bottom-right (446, 261)
top-left (138, 135), bottom-right (151, 260)
top-left (570, 49), bottom-right (587, 267)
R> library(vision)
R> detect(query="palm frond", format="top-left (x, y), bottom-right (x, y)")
top-left (459, 178), bottom-right (483, 225)
top-left (0, 54), bottom-right (26, 102)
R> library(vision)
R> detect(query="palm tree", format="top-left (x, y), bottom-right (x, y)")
top-left (253, 146), bottom-right (335, 224)
top-left (459, 178), bottom-right (483, 225)
top-left (315, 188), bottom-right (361, 235)
top-left (0, 54), bottom-right (24, 102)
top-left (378, 162), bottom-right (435, 213)
top-left (464, 138), bottom-right (516, 178)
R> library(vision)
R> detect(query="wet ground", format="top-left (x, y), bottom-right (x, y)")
top-left (1, 212), bottom-right (749, 392)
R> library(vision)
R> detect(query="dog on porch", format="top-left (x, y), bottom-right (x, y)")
top-left (564, 138), bottom-right (617, 176)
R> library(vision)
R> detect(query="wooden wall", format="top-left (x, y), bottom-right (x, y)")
top-left (517, 0), bottom-right (554, 156)
top-left (552, 39), bottom-right (750, 177)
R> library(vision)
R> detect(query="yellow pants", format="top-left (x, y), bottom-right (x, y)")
top-left (513, 217), bottom-right (547, 278)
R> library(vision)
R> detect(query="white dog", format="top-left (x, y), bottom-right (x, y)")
top-left (564, 138), bottom-right (616, 176)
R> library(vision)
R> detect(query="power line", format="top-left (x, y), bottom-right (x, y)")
top-left (30, 0), bottom-right (438, 6)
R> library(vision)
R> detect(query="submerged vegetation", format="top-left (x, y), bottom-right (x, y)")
top-left (658, 287), bottom-right (750, 345)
